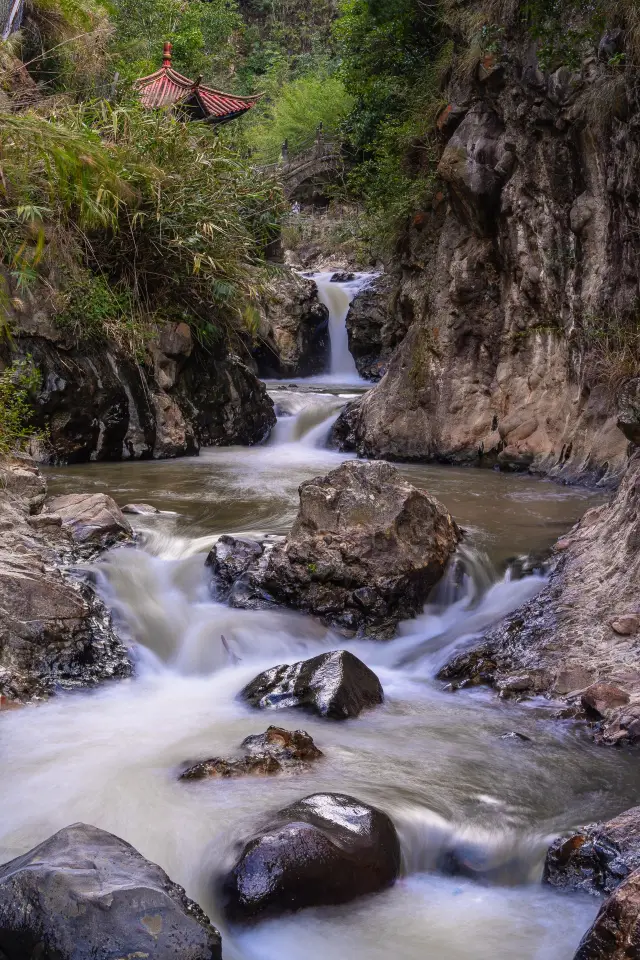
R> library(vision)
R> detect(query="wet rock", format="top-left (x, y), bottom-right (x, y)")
top-left (345, 274), bottom-right (399, 381)
top-left (573, 869), bottom-right (640, 960)
top-left (207, 535), bottom-right (265, 595)
top-left (259, 460), bottom-right (461, 638)
top-left (241, 650), bottom-right (384, 720)
top-left (0, 822), bottom-right (222, 960)
top-left (45, 493), bottom-right (132, 548)
top-left (180, 726), bottom-right (322, 780)
top-left (122, 502), bottom-right (160, 515)
top-left (437, 648), bottom-right (497, 688)
top-left (221, 793), bottom-right (401, 922)
top-left (253, 270), bottom-right (329, 378)
top-left (544, 806), bottom-right (640, 896)
top-left (330, 271), bottom-right (355, 282)
top-left (581, 683), bottom-right (630, 720)
top-left (617, 379), bottom-right (640, 446)
top-left (500, 731), bottom-right (532, 742)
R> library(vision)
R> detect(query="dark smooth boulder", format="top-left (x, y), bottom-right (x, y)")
top-left (180, 726), bottom-right (322, 780)
top-left (221, 792), bottom-right (401, 922)
top-left (573, 869), bottom-right (640, 960)
top-left (240, 649), bottom-right (383, 720)
top-left (0, 822), bottom-right (221, 960)
top-left (206, 535), bottom-right (264, 594)
top-left (544, 806), bottom-right (640, 896)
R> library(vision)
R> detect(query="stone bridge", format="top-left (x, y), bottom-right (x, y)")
top-left (259, 138), bottom-right (343, 199)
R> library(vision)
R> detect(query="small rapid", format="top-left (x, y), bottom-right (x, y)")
top-left (2, 266), bottom-right (627, 959)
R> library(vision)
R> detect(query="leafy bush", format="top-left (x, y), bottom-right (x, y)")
top-left (0, 102), bottom-right (285, 347)
top-left (250, 72), bottom-right (353, 162)
top-left (0, 358), bottom-right (42, 454)
top-left (108, 0), bottom-right (242, 85)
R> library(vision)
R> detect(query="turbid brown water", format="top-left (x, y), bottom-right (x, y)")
top-left (0, 293), bottom-right (631, 960)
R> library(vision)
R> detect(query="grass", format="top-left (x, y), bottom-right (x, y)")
top-left (0, 101), bottom-right (286, 349)
top-left (581, 312), bottom-right (640, 394)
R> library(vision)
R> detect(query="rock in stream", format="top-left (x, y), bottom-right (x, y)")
top-left (180, 725), bottom-right (322, 780)
top-left (221, 792), bottom-right (401, 922)
top-left (213, 459), bottom-right (461, 638)
top-left (0, 822), bottom-right (222, 960)
top-left (240, 649), bottom-right (384, 720)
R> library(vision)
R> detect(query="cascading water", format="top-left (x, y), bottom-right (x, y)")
top-left (309, 272), bottom-right (376, 380)
top-left (0, 281), bottom-right (627, 960)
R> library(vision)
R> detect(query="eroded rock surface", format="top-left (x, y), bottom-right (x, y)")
top-left (253, 270), bottom-right (329, 378)
top-left (437, 451), bottom-right (640, 740)
top-left (4, 289), bottom-right (275, 462)
top-left (331, 42), bottom-right (640, 485)
top-left (221, 793), bottom-right (401, 921)
top-left (573, 870), bottom-right (640, 960)
top-left (545, 806), bottom-right (640, 896)
top-left (46, 493), bottom-right (132, 549)
top-left (258, 460), bottom-right (461, 637)
top-left (0, 822), bottom-right (222, 960)
top-left (241, 650), bottom-right (384, 720)
top-left (345, 274), bottom-right (402, 381)
top-left (0, 459), bottom-right (131, 701)
top-left (180, 726), bottom-right (322, 780)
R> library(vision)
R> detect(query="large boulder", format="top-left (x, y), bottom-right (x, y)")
top-left (240, 650), bottom-right (384, 720)
top-left (260, 460), bottom-right (461, 637)
top-left (0, 822), bottom-right (222, 960)
top-left (573, 869), bottom-right (640, 960)
top-left (252, 271), bottom-right (329, 378)
top-left (221, 793), bottom-right (401, 922)
top-left (345, 274), bottom-right (402, 381)
top-left (0, 460), bottom-right (131, 701)
top-left (544, 806), bottom-right (640, 896)
top-left (180, 726), bottom-right (322, 780)
top-left (45, 493), bottom-right (132, 548)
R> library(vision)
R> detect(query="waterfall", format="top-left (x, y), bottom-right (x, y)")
top-left (310, 272), bottom-right (376, 380)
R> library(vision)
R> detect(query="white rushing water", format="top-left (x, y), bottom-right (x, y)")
top-left (2, 522), bottom-right (635, 959)
top-left (1, 298), bottom-right (628, 959)
top-left (310, 272), bottom-right (375, 381)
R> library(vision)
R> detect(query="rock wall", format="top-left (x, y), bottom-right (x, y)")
top-left (252, 270), bottom-right (329, 378)
top-left (3, 287), bottom-right (275, 463)
top-left (0, 457), bottom-right (131, 701)
top-left (439, 441), bottom-right (640, 744)
top-left (335, 32), bottom-right (640, 485)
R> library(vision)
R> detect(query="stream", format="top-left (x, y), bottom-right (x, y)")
top-left (1, 273), bottom-right (638, 959)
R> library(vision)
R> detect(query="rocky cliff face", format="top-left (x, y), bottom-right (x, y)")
top-left (252, 270), bottom-right (329, 378)
top-left (335, 31), bottom-right (640, 485)
top-left (4, 288), bottom-right (275, 463)
top-left (439, 437), bottom-right (640, 744)
top-left (0, 457), bottom-right (131, 702)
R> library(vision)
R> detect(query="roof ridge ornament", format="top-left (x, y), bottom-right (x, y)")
top-left (134, 42), bottom-right (264, 125)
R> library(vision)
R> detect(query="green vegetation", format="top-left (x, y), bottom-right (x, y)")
top-left (0, 103), bottom-right (284, 347)
top-left (0, 358), bottom-right (43, 454)
top-left (251, 72), bottom-right (353, 162)
top-left (581, 312), bottom-right (640, 393)
top-left (109, 0), bottom-right (242, 85)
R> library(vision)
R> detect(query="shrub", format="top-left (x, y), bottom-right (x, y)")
top-left (250, 71), bottom-right (353, 162)
top-left (0, 358), bottom-right (43, 454)
top-left (0, 102), bottom-right (286, 347)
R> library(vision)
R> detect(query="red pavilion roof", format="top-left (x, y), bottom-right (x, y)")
top-left (135, 43), bottom-right (262, 123)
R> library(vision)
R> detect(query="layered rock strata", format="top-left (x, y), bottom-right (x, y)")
top-left (0, 457), bottom-right (131, 701)
top-left (333, 38), bottom-right (640, 485)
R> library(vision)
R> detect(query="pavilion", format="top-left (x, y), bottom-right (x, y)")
top-left (135, 43), bottom-right (262, 125)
